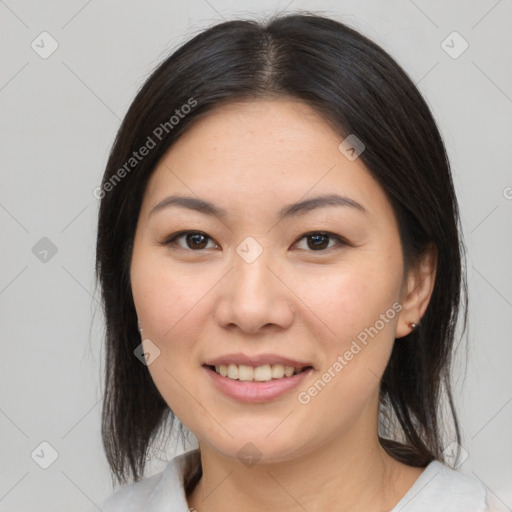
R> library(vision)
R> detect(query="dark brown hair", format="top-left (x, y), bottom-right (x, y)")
top-left (95, 12), bottom-right (468, 486)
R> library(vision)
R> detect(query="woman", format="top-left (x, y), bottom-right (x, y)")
top-left (95, 12), bottom-right (505, 511)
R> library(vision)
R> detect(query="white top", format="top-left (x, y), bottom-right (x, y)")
top-left (98, 449), bottom-right (508, 511)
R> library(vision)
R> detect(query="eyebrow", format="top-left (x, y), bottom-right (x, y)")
top-left (149, 193), bottom-right (368, 220)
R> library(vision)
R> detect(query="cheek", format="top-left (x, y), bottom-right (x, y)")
top-left (289, 255), bottom-right (402, 409)
top-left (291, 261), bottom-right (401, 345)
top-left (131, 251), bottom-right (209, 346)
top-left (130, 256), bottom-right (212, 423)
top-left (293, 283), bottom-right (398, 434)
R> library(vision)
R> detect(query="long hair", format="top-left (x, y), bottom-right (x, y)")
top-left (95, 12), bottom-right (467, 485)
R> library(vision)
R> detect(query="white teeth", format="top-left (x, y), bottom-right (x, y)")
top-left (213, 363), bottom-right (306, 381)
top-left (254, 364), bottom-right (272, 381)
top-left (271, 364), bottom-right (284, 378)
top-left (284, 366), bottom-right (295, 377)
top-left (238, 364), bottom-right (254, 381)
top-left (227, 364), bottom-right (238, 379)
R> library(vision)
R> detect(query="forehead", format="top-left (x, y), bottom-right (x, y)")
top-left (140, 99), bottom-right (393, 223)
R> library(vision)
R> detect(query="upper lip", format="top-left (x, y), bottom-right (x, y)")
top-left (204, 353), bottom-right (313, 368)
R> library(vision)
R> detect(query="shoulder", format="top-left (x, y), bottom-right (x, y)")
top-left (98, 449), bottom-right (199, 512)
top-left (99, 471), bottom-right (164, 512)
top-left (392, 460), bottom-right (504, 512)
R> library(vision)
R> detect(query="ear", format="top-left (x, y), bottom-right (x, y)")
top-left (396, 243), bottom-right (437, 339)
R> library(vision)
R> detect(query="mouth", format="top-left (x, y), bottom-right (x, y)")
top-left (203, 362), bottom-right (314, 403)
top-left (203, 363), bottom-right (314, 382)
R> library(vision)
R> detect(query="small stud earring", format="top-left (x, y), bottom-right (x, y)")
top-left (409, 322), bottom-right (417, 330)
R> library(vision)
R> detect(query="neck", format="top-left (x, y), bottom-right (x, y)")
top-left (187, 421), bottom-right (423, 512)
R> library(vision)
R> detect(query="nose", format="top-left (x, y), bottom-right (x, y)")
top-left (214, 248), bottom-right (294, 334)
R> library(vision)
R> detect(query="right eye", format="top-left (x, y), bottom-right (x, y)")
top-left (160, 230), bottom-right (219, 251)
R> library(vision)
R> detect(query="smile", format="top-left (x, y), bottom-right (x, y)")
top-left (203, 364), bottom-right (314, 403)
top-left (207, 363), bottom-right (311, 382)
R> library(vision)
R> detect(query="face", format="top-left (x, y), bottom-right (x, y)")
top-left (130, 99), bottom-right (412, 463)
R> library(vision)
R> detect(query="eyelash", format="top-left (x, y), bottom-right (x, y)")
top-left (159, 230), bottom-right (350, 252)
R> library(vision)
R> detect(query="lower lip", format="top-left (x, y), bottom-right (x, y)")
top-left (204, 365), bottom-right (313, 403)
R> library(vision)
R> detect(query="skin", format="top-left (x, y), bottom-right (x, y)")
top-left (130, 99), bottom-right (437, 512)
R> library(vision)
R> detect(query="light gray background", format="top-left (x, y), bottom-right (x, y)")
top-left (1, 1), bottom-right (511, 510)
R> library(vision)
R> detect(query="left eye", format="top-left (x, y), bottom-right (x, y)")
top-left (161, 231), bottom-right (347, 252)
top-left (294, 232), bottom-right (347, 251)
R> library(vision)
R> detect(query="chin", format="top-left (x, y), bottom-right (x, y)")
top-left (194, 425), bottom-right (315, 467)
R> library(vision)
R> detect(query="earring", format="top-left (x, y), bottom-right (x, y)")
top-left (409, 322), bottom-right (417, 330)
top-left (137, 319), bottom-right (143, 333)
